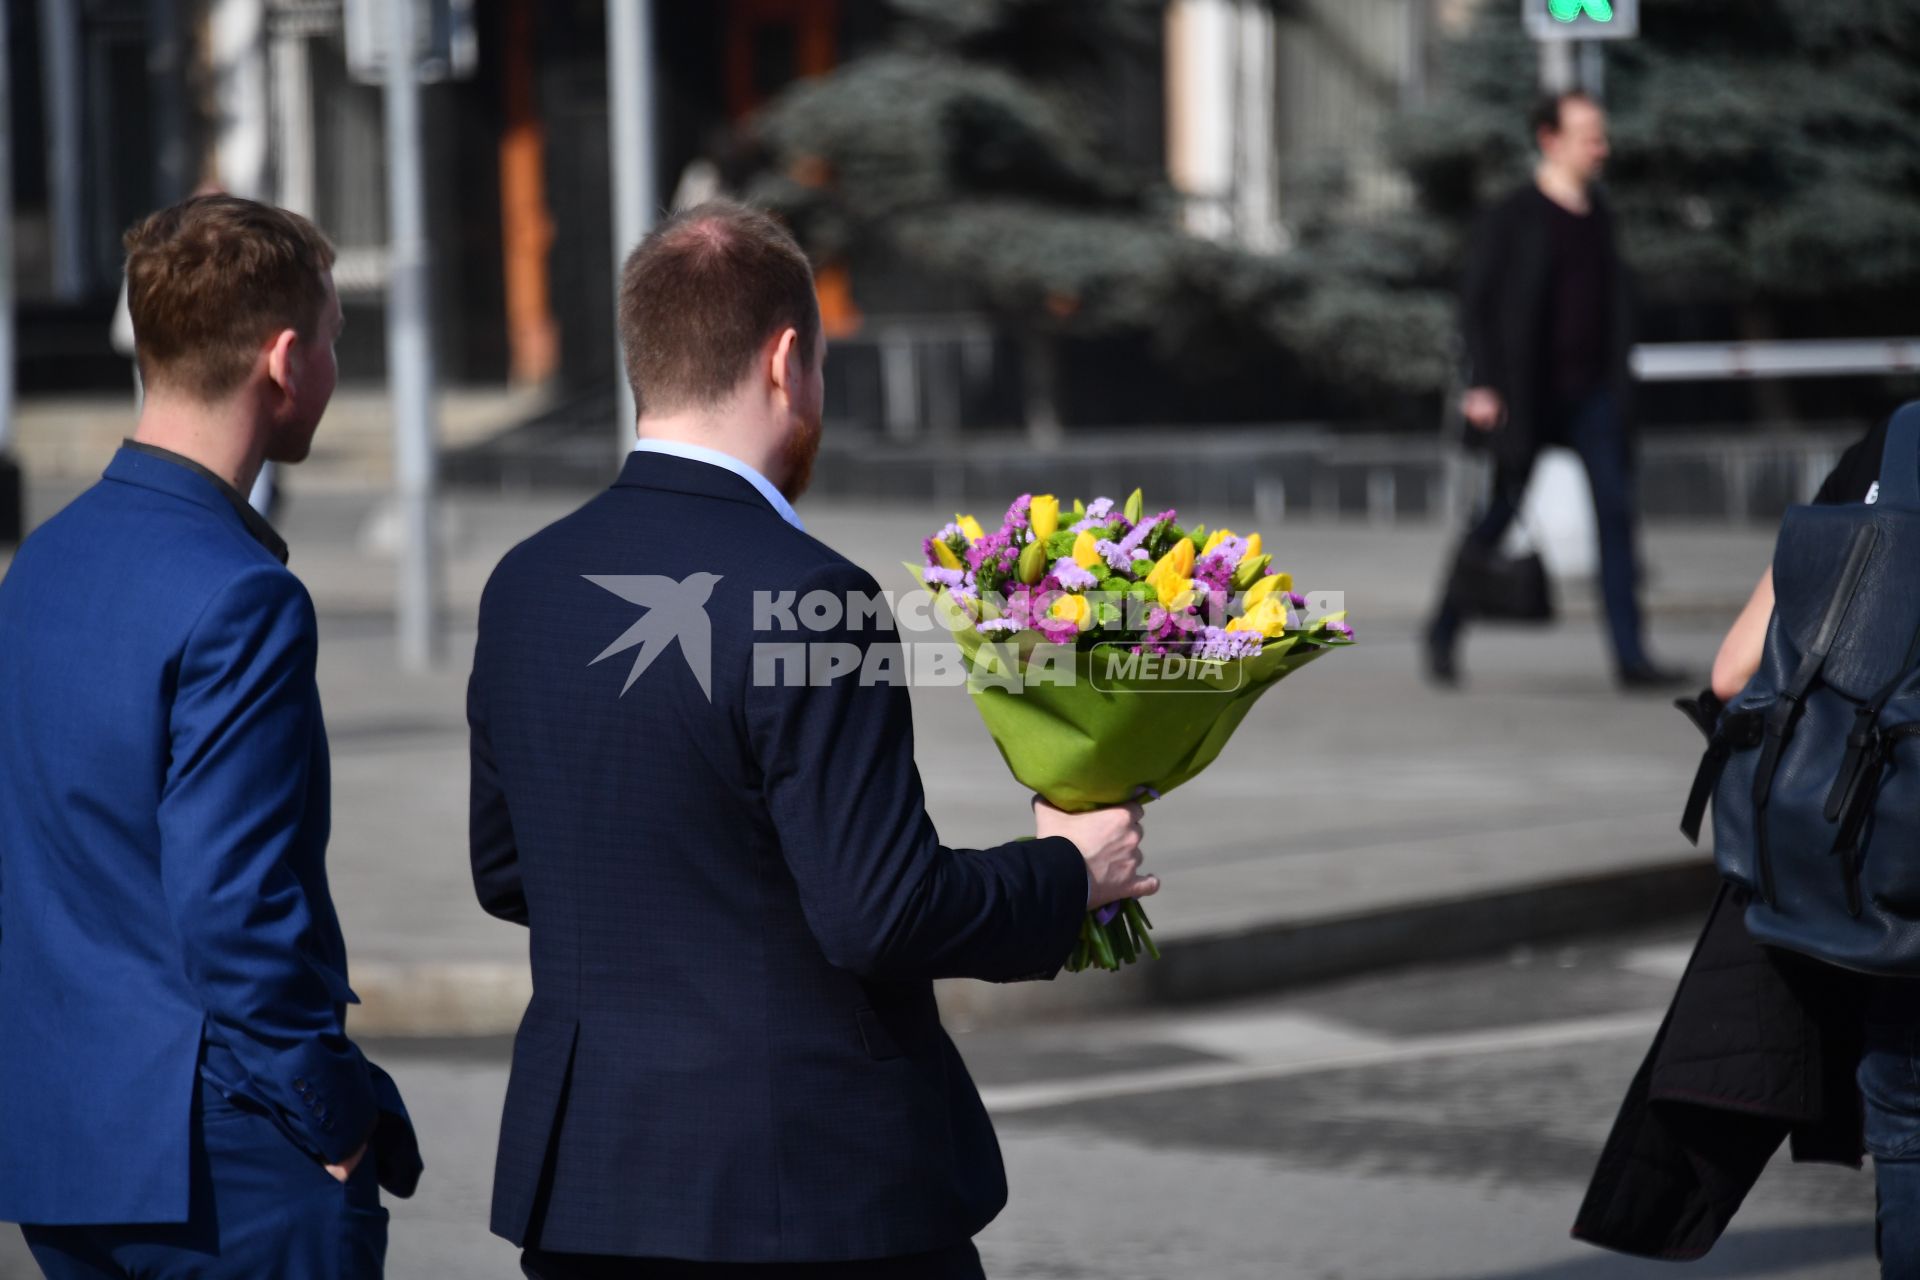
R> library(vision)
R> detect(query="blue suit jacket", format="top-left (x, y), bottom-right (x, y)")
top-left (0, 447), bottom-right (419, 1226)
top-left (470, 451), bottom-right (1087, 1261)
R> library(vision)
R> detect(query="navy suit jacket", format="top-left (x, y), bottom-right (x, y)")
top-left (470, 451), bottom-right (1087, 1261)
top-left (0, 448), bottom-right (419, 1226)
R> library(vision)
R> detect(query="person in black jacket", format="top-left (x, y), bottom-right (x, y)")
top-left (1576, 414), bottom-right (1913, 1272)
top-left (1425, 91), bottom-right (1686, 691)
top-left (468, 201), bottom-right (1155, 1280)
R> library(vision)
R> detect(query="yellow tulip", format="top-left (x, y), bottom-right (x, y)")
top-left (1072, 530), bottom-right (1101, 570)
top-left (1029, 495), bottom-right (1060, 543)
top-left (1202, 528), bottom-right (1234, 556)
top-left (1051, 593), bottom-right (1090, 627)
top-left (1244, 574), bottom-right (1285, 609)
top-left (1239, 533), bottom-right (1263, 565)
top-left (1227, 595), bottom-right (1288, 638)
top-left (956, 514), bottom-right (986, 543)
top-left (1154, 575), bottom-right (1194, 610)
top-left (1146, 539), bottom-right (1195, 591)
top-left (933, 539), bottom-right (962, 571)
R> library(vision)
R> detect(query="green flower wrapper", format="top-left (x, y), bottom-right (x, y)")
top-left (913, 571), bottom-right (1350, 971)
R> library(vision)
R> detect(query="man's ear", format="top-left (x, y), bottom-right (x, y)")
top-left (768, 326), bottom-right (800, 401)
top-left (264, 327), bottom-right (300, 403)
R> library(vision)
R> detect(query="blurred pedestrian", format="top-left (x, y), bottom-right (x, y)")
top-left (1576, 410), bottom-right (1910, 1273)
top-left (469, 200), bottom-right (1151, 1279)
top-left (1425, 90), bottom-right (1685, 691)
top-left (0, 195), bottom-right (421, 1278)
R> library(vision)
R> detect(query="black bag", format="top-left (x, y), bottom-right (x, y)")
top-left (1446, 537), bottom-right (1555, 623)
top-left (1681, 401), bottom-right (1920, 974)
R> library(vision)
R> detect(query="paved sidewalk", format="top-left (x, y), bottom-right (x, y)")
top-left (3, 473), bottom-right (1773, 1032)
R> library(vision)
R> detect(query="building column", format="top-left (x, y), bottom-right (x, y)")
top-left (208, 0), bottom-right (270, 198)
top-left (499, 0), bottom-right (557, 385)
top-left (269, 7), bottom-right (325, 215)
top-left (1165, 0), bottom-right (1281, 252)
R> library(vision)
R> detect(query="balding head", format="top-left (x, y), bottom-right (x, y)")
top-left (617, 200), bottom-right (821, 417)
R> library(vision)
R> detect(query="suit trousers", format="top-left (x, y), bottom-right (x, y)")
top-left (19, 1080), bottom-right (387, 1280)
top-left (520, 1240), bottom-right (986, 1280)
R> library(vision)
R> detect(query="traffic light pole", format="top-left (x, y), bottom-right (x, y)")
top-left (606, 0), bottom-right (657, 458)
top-left (384, 0), bottom-right (444, 670)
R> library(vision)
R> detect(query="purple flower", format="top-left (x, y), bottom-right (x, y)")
top-left (1209, 535), bottom-right (1248, 566)
top-left (1193, 626), bottom-right (1265, 662)
top-left (1288, 591), bottom-right (1307, 609)
top-left (1051, 558), bottom-right (1099, 591)
top-left (1003, 494), bottom-right (1033, 535)
top-left (976, 617), bottom-right (1021, 635)
top-left (1069, 498), bottom-right (1116, 533)
top-left (1095, 539), bottom-right (1147, 573)
top-left (965, 530), bottom-right (1020, 585)
top-left (1193, 553), bottom-right (1235, 596)
top-left (924, 566), bottom-right (967, 590)
top-left (1098, 513), bottom-right (1172, 574)
top-left (1324, 620), bottom-right (1354, 639)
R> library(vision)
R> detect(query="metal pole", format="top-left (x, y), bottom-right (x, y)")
top-left (0, 0), bottom-right (20, 546)
top-left (1537, 38), bottom-right (1575, 93)
top-left (1579, 40), bottom-right (1605, 101)
top-left (36, 0), bottom-right (85, 299)
top-left (606, 0), bottom-right (656, 457)
top-left (147, 0), bottom-right (191, 204)
top-left (384, 0), bottom-right (443, 670)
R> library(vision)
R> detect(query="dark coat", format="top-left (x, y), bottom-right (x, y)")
top-left (468, 451), bottom-right (1089, 1262)
top-left (1460, 184), bottom-right (1637, 479)
top-left (1574, 842), bottom-right (1866, 1257)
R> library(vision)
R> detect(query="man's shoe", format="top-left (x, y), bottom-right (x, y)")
top-left (1423, 627), bottom-right (1460, 688)
top-left (1618, 662), bottom-right (1692, 692)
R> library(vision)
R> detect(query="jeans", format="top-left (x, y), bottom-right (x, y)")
top-left (1432, 390), bottom-right (1649, 671)
top-left (1861, 979), bottom-right (1920, 1276)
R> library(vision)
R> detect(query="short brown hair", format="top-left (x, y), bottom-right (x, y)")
top-left (618, 200), bottom-right (819, 417)
top-left (1531, 90), bottom-right (1598, 138)
top-left (123, 195), bottom-right (336, 400)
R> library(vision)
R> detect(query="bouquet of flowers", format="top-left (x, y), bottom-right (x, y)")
top-left (915, 489), bottom-right (1353, 972)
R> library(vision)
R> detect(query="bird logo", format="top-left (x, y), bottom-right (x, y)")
top-left (583, 573), bottom-right (723, 700)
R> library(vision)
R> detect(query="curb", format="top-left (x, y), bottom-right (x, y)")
top-left (346, 854), bottom-right (1719, 1039)
top-left (934, 853), bottom-right (1717, 1029)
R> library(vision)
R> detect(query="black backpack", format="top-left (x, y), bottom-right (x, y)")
top-left (1683, 402), bottom-right (1920, 973)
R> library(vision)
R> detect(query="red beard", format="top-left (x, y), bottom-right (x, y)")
top-left (780, 413), bottom-right (821, 502)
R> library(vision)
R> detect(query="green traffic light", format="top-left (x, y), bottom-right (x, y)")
top-left (1549, 0), bottom-right (1614, 20)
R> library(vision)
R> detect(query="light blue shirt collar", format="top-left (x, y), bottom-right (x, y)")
top-left (631, 438), bottom-right (805, 532)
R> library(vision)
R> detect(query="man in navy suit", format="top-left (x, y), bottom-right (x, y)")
top-left (0, 196), bottom-right (420, 1278)
top-left (470, 201), bottom-right (1154, 1278)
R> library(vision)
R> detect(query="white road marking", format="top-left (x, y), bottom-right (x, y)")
top-left (980, 1010), bottom-right (1662, 1114)
top-left (1157, 1010), bottom-right (1395, 1064)
top-left (1619, 943), bottom-right (1693, 981)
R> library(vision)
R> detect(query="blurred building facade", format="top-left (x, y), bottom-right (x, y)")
top-left (4, 0), bottom-right (892, 395)
top-left (4, 0), bottom-right (1468, 423)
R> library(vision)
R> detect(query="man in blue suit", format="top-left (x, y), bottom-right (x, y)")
top-left (0, 196), bottom-right (420, 1278)
top-left (470, 201), bottom-right (1154, 1278)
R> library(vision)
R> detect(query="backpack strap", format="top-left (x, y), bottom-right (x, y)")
top-left (1873, 401), bottom-right (1920, 511)
top-left (1679, 707), bottom-right (1763, 845)
top-left (1750, 521), bottom-right (1880, 904)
